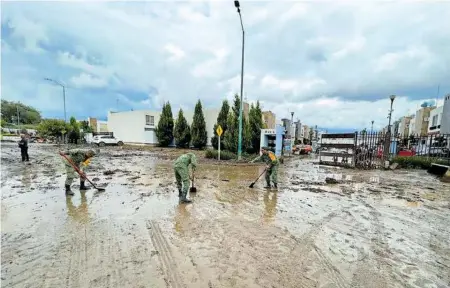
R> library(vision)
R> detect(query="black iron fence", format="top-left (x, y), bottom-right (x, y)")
top-left (319, 132), bottom-right (450, 169)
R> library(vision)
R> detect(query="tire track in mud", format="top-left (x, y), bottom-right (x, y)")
top-left (349, 201), bottom-right (396, 288)
top-left (174, 208), bottom-right (349, 288)
top-left (289, 210), bottom-right (352, 288)
top-left (1, 231), bottom-right (62, 288)
top-left (147, 220), bottom-right (185, 288)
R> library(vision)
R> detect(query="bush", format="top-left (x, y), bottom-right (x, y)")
top-left (205, 149), bottom-right (236, 160)
top-left (392, 156), bottom-right (449, 169)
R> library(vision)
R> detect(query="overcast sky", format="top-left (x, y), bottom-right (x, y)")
top-left (1, 1), bottom-right (449, 131)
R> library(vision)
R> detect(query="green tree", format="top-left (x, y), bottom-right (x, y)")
top-left (224, 112), bottom-right (238, 152)
top-left (249, 101), bottom-right (264, 153)
top-left (243, 117), bottom-right (252, 152)
top-left (37, 119), bottom-right (70, 138)
top-left (0, 100), bottom-right (42, 125)
top-left (68, 116), bottom-right (81, 143)
top-left (223, 94), bottom-right (252, 153)
top-left (174, 109), bottom-right (191, 148)
top-left (211, 100), bottom-right (230, 149)
top-left (79, 120), bottom-right (93, 133)
top-left (156, 102), bottom-right (174, 147)
top-left (191, 100), bottom-right (208, 149)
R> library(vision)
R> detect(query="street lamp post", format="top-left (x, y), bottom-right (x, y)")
top-left (384, 95), bottom-right (396, 160)
top-left (45, 78), bottom-right (67, 147)
top-left (234, 0), bottom-right (245, 160)
top-left (371, 120), bottom-right (374, 134)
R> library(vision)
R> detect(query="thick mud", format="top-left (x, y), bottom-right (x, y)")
top-left (1, 143), bottom-right (449, 288)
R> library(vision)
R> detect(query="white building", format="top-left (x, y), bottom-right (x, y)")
top-left (428, 106), bottom-right (443, 135)
top-left (408, 117), bottom-right (416, 137)
top-left (441, 94), bottom-right (450, 135)
top-left (107, 108), bottom-right (219, 146)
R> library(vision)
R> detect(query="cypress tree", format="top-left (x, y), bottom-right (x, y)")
top-left (191, 100), bottom-right (208, 149)
top-left (249, 101), bottom-right (264, 153)
top-left (211, 100), bottom-right (230, 149)
top-left (155, 102), bottom-right (174, 147)
top-left (224, 112), bottom-right (238, 152)
top-left (174, 109), bottom-right (191, 148)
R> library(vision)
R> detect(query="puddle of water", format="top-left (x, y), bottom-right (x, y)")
top-left (381, 198), bottom-right (422, 208)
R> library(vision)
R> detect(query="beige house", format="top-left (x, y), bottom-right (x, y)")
top-left (411, 107), bottom-right (433, 136)
top-left (262, 111), bottom-right (276, 129)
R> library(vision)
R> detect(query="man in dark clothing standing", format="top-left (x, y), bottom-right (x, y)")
top-left (18, 135), bottom-right (29, 162)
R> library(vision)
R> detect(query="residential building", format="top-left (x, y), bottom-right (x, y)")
top-left (88, 117), bottom-right (109, 133)
top-left (243, 102), bottom-right (250, 120)
top-left (408, 117), bottom-right (416, 137)
top-left (398, 116), bottom-right (412, 137)
top-left (441, 94), bottom-right (450, 134)
top-left (428, 106), bottom-right (443, 135)
top-left (303, 125), bottom-right (310, 142)
top-left (107, 108), bottom-right (219, 146)
top-left (411, 107), bottom-right (433, 136)
top-left (281, 118), bottom-right (292, 136)
top-left (262, 111), bottom-right (276, 129)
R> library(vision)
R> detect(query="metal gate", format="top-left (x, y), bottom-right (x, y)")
top-left (319, 132), bottom-right (385, 169)
top-left (319, 133), bottom-right (356, 168)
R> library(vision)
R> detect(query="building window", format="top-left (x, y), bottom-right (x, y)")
top-left (432, 115), bottom-right (438, 126)
top-left (145, 115), bottom-right (154, 126)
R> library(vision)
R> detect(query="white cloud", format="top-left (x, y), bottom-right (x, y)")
top-left (1, 1), bottom-right (450, 129)
top-left (70, 73), bottom-right (108, 88)
top-left (164, 43), bottom-right (186, 62)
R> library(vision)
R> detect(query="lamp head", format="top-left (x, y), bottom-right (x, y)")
top-left (234, 1), bottom-right (240, 8)
top-left (390, 95), bottom-right (396, 101)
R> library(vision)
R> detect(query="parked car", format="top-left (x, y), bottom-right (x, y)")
top-left (414, 144), bottom-right (449, 157)
top-left (93, 135), bottom-right (124, 146)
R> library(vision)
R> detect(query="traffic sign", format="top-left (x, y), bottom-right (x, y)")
top-left (216, 125), bottom-right (223, 137)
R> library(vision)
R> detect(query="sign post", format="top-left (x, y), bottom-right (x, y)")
top-left (216, 125), bottom-right (223, 161)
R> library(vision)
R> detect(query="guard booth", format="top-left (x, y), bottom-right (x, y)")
top-left (259, 125), bottom-right (285, 157)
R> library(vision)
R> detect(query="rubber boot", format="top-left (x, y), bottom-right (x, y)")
top-left (80, 180), bottom-right (91, 190)
top-left (65, 185), bottom-right (74, 196)
top-left (178, 189), bottom-right (182, 198)
top-left (264, 182), bottom-right (271, 189)
top-left (179, 190), bottom-right (192, 204)
top-left (273, 183), bottom-right (278, 190)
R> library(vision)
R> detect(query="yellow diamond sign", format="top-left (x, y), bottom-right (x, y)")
top-left (216, 125), bottom-right (223, 137)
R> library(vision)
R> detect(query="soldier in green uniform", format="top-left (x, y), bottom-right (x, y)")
top-left (250, 147), bottom-right (279, 189)
top-left (173, 152), bottom-right (197, 204)
top-left (61, 149), bottom-right (96, 196)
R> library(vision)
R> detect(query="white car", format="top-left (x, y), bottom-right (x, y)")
top-left (92, 135), bottom-right (124, 147)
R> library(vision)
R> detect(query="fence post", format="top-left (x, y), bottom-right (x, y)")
top-left (353, 132), bottom-right (358, 168)
top-left (428, 135), bottom-right (433, 158)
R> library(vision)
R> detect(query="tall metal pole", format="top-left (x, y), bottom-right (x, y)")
top-left (385, 95), bottom-right (396, 160)
top-left (63, 86), bottom-right (67, 124)
top-left (236, 3), bottom-right (245, 160)
top-left (371, 120), bottom-right (374, 134)
top-left (16, 106), bottom-right (20, 126)
top-left (45, 78), bottom-right (68, 148)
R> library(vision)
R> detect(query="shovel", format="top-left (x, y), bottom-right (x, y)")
top-left (59, 152), bottom-right (106, 192)
top-left (249, 168), bottom-right (267, 188)
top-left (189, 169), bottom-right (197, 193)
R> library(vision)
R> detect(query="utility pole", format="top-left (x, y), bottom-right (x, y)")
top-left (45, 78), bottom-right (68, 147)
top-left (385, 95), bottom-right (396, 160)
top-left (234, 0), bottom-right (245, 160)
top-left (16, 106), bottom-right (20, 127)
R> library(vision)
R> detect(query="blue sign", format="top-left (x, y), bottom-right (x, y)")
top-left (275, 125), bottom-right (284, 157)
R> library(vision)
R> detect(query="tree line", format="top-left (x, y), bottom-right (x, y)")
top-left (156, 94), bottom-right (264, 154)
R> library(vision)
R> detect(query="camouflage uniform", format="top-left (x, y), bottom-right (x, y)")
top-left (62, 149), bottom-right (95, 194)
top-left (174, 153), bottom-right (197, 203)
top-left (251, 148), bottom-right (279, 188)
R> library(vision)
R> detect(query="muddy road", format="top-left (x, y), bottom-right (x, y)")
top-left (1, 143), bottom-right (449, 288)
